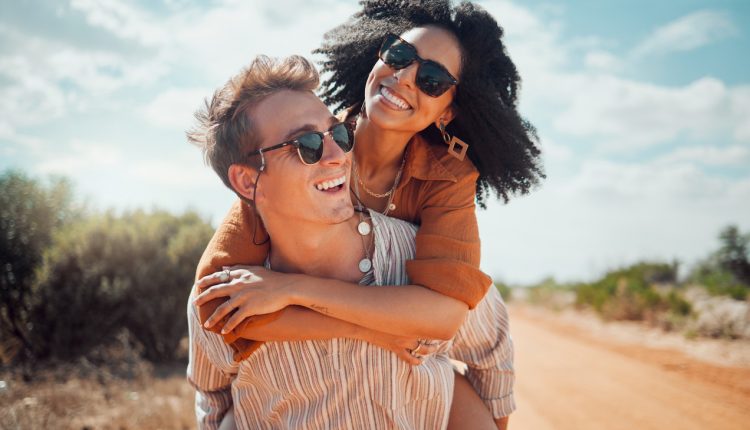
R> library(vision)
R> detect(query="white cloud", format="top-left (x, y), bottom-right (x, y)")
top-left (633, 10), bottom-right (738, 57)
top-left (0, 23), bottom-right (168, 132)
top-left (142, 88), bottom-right (210, 129)
top-left (35, 140), bottom-right (123, 175)
top-left (69, 0), bottom-right (167, 47)
top-left (550, 76), bottom-right (748, 151)
top-left (129, 157), bottom-right (216, 187)
top-left (480, 158), bottom-right (750, 283)
top-left (657, 145), bottom-right (750, 166)
top-left (584, 49), bottom-right (621, 71)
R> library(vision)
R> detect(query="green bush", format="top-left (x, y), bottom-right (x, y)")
top-left (28, 210), bottom-right (213, 362)
top-left (574, 262), bottom-right (683, 321)
top-left (121, 211), bottom-right (214, 362)
top-left (689, 226), bottom-right (750, 301)
top-left (0, 170), bottom-right (81, 362)
top-left (494, 281), bottom-right (512, 302)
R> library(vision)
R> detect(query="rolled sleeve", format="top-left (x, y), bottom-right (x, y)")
top-left (449, 286), bottom-right (515, 418)
top-left (187, 288), bottom-right (239, 429)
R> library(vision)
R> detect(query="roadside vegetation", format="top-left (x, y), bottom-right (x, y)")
top-left (1, 169), bottom-right (213, 429)
top-left (511, 225), bottom-right (750, 340)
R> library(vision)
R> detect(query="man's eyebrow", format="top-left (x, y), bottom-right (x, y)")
top-left (281, 116), bottom-right (338, 141)
top-left (281, 124), bottom-right (317, 142)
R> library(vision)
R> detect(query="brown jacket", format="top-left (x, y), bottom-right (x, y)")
top-left (196, 132), bottom-right (492, 359)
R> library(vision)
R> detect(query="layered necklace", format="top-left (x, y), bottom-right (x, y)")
top-left (351, 146), bottom-right (408, 217)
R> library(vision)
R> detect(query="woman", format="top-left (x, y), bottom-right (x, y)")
top-left (194, 1), bottom-right (543, 427)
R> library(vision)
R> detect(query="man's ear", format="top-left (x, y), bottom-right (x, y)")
top-left (433, 103), bottom-right (456, 130)
top-left (228, 164), bottom-right (259, 202)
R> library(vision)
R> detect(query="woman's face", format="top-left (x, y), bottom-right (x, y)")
top-left (364, 25), bottom-right (462, 134)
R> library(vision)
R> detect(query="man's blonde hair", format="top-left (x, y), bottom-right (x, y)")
top-left (187, 55), bottom-right (319, 191)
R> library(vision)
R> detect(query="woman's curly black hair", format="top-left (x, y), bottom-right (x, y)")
top-left (315, 0), bottom-right (544, 207)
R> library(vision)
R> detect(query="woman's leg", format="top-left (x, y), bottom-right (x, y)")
top-left (218, 405), bottom-right (236, 430)
top-left (447, 372), bottom-right (496, 430)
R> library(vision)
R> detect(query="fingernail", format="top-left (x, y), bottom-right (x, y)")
top-left (204, 322), bottom-right (210, 328)
top-left (221, 329), bottom-right (227, 334)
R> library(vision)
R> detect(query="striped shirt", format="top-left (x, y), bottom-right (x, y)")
top-left (187, 212), bottom-right (514, 429)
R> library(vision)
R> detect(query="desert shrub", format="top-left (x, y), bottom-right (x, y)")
top-left (494, 281), bottom-right (512, 302)
top-left (524, 277), bottom-right (577, 310)
top-left (120, 210), bottom-right (213, 362)
top-left (27, 210), bottom-right (213, 362)
top-left (0, 170), bottom-right (81, 362)
top-left (575, 262), bottom-right (684, 321)
top-left (689, 226), bottom-right (749, 301)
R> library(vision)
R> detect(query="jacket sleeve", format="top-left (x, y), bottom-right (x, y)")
top-left (187, 288), bottom-right (238, 429)
top-left (406, 169), bottom-right (492, 309)
top-left (194, 199), bottom-right (283, 359)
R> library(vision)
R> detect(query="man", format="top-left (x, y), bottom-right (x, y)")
top-left (186, 55), bottom-right (513, 429)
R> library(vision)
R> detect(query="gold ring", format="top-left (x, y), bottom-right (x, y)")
top-left (411, 342), bottom-right (424, 356)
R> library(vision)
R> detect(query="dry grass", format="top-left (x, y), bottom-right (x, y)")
top-left (0, 337), bottom-right (197, 430)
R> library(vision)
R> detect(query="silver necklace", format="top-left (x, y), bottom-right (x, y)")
top-left (355, 207), bottom-right (373, 273)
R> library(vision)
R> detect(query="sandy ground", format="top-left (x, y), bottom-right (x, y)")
top-left (508, 304), bottom-right (750, 430)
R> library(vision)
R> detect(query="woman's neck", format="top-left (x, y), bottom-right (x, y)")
top-left (353, 116), bottom-right (413, 176)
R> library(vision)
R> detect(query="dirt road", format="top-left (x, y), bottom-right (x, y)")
top-left (508, 306), bottom-right (750, 430)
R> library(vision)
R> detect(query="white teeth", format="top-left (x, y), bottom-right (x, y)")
top-left (315, 175), bottom-right (346, 191)
top-left (380, 87), bottom-right (411, 109)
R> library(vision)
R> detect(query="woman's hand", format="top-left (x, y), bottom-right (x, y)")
top-left (194, 266), bottom-right (300, 333)
top-left (360, 330), bottom-right (438, 365)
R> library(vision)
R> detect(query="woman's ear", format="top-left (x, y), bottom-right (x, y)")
top-left (228, 164), bottom-right (259, 202)
top-left (434, 104), bottom-right (456, 129)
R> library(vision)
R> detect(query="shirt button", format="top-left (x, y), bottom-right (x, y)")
top-left (388, 203), bottom-right (396, 211)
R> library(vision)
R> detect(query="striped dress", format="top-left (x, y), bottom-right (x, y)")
top-left (187, 212), bottom-right (514, 429)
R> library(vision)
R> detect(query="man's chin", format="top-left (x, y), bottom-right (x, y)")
top-left (329, 205), bottom-right (355, 225)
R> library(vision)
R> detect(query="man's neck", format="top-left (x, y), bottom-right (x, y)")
top-left (264, 215), bottom-right (366, 283)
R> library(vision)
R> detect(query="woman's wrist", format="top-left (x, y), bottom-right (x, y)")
top-left (284, 273), bottom-right (314, 307)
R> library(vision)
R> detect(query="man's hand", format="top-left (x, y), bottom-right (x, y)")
top-left (193, 266), bottom-right (299, 333)
top-left (359, 330), bottom-right (438, 365)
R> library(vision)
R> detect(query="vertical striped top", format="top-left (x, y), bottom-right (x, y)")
top-left (187, 212), bottom-right (514, 429)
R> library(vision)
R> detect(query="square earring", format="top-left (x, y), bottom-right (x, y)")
top-left (447, 136), bottom-right (468, 161)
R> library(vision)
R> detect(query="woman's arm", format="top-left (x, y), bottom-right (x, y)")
top-left (195, 267), bottom-right (468, 341)
top-left (233, 304), bottom-right (434, 364)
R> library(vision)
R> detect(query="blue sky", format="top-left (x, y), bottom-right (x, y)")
top-left (1, 0), bottom-right (748, 284)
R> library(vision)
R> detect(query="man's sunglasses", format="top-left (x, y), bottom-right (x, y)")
top-left (379, 33), bottom-right (459, 98)
top-left (247, 122), bottom-right (355, 166)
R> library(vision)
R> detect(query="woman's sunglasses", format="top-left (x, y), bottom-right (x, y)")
top-left (379, 33), bottom-right (459, 98)
top-left (247, 121), bottom-right (355, 166)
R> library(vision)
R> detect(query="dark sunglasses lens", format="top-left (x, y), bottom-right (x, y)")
top-left (296, 133), bottom-right (325, 164)
top-left (382, 39), bottom-right (416, 69)
top-left (331, 123), bottom-right (354, 153)
top-left (416, 62), bottom-right (454, 97)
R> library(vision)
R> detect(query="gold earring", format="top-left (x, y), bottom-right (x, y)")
top-left (439, 119), bottom-right (468, 161)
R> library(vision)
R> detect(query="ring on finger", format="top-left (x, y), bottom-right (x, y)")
top-left (219, 269), bottom-right (231, 282)
top-left (411, 341), bottom-right (424, 357)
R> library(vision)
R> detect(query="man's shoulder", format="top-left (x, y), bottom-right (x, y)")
top-left (370, 211), bottom-right (417, 240)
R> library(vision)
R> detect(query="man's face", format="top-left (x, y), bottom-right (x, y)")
top-left (251, 89), bottom-right (354, 227)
